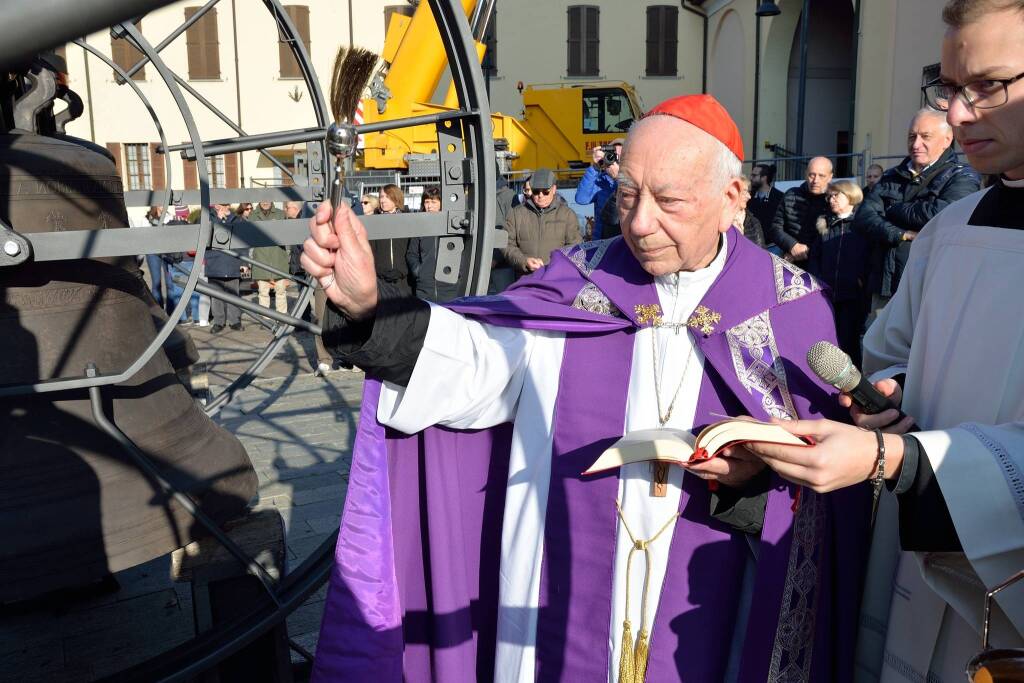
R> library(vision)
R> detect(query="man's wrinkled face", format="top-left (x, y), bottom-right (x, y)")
top-left (805, 158), bottom-right (833, 195)
top-left (259, 201), bottom-right (272, 211)
top-left (908, 114), bottom-right (954, 170)
top-left (617, 116), bottom-right (740, 275)
top-left (532, 185), bottom-right (556, 209)
top-left (285, 202), bottom-right (301, 219)
top-left (942, 8), bottom-right (1024, 179)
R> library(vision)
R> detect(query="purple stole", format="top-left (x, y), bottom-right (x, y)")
top-left (312, 230), bottom-right (870, 682)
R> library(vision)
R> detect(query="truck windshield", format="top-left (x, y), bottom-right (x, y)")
top-left (582, 88), bottom-right (635, 134)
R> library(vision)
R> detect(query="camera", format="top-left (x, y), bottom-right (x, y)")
top-left (597, 144), bottom-right (619, 167)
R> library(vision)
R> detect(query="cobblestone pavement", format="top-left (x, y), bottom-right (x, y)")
top-left (1, 314), bottom-right (362, 682)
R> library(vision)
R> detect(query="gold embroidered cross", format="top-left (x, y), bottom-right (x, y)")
top-left (634, 303), bottom-right (663, 327)
top-left (687, 305), bottom-right (722, 335)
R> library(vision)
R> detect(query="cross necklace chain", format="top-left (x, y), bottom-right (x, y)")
top-left (651, 272), bottom-right (700, 497)
top-left (652, 273), bottom-right (698, 428)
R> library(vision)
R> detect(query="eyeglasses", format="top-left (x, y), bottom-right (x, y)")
top-left (533, 188), bottom-right (553, 196)
top-left (922, 71), bottom-right (1024, 111)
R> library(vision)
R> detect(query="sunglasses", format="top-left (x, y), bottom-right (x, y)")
top-left (361, 200), bottom-right (372, 205)
top-left (533, 188), bottom-right (552, 196)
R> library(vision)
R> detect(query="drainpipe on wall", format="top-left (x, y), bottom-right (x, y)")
top-left (680, 1), bottom-right (708, 94)
top-left (231, 0), bottom-right (244, 185)
top-left (348, 0), bottom-right (354, 47)
top-left (81, 40), bottom-right (96, 142)
top-left (753, 6), bottom-right (762, 162)
top-left (849, 0), bottom-right (861, 169)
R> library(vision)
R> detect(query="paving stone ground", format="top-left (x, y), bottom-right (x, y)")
top-left (1, 307), bottom-right (363, 682)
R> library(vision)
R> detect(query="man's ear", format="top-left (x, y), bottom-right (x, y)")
top-left (720, 177), bottom-right (743, 233)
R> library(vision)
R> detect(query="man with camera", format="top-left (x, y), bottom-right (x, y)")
top-left (574, 138), bottom-right (623, 240)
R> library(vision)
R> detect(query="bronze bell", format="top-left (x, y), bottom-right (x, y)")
top-left (0, 131), bottom-right (257, 602)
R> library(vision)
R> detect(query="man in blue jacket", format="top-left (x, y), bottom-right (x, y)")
top-left (574, 138), bottom-right (622, 240)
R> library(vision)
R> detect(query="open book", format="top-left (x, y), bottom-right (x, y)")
top-left (583, 418), bottom-right (812, 475)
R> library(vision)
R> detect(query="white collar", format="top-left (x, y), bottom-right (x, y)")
top-left (1002, 176), bottom-right (1024, 188)
top-left (653, 233), bottom-right (728, 292)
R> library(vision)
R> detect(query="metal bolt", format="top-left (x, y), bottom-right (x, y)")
top-left (3, 240), bottom-right (20, 256)
top-left (448, 165), bottom-right (461, 180)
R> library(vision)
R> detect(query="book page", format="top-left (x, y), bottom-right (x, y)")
top-left (695, 420), bottom-right (807, 459)
top-left (582, 429), bottom-right (695, 475)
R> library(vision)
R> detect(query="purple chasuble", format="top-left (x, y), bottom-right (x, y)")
top-left (312, 230), bottom-right (870, 682)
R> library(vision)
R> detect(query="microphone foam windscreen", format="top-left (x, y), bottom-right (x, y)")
top-left (806, 340), bottom-right (852, 386)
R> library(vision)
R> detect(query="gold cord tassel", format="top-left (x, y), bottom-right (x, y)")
top-left (613, 502), bottom-right (681, 683)
top-left (618, 619), bottom-right (636, 683)
top-left (633, 628), bottom-right (650, 682)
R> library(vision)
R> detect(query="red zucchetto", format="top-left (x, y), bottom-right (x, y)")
top-left (644, 94), bottom-right (745, 162)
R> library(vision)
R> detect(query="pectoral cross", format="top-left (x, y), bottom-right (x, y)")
top-left (651, 462), bottom-right (669, 498)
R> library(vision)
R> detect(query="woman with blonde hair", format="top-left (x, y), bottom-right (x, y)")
top-left (807, 179), bottom-right (870, 363)
top-left (360, 194), bottom-right (379, 214)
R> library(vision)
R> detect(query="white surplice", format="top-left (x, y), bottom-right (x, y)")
top-left (860, 183), bottom-right (1024, 682)
top-left (375, 240), bottom-right (740, 683)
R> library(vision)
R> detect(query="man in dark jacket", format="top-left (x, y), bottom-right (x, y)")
top-left (747, 163), bottom-right (784, 236)
top-left (502, 168), bottom-right (582, 277)
top-left (205, 203), bottom-right (244, 333)
top-left (853, 108), bottom-right (981, 314)
top-left (767, 156), bottom-right (833, 262)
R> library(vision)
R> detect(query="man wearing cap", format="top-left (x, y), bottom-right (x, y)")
top-left (575, 138), bottom-right (624, 239)
top-left (304, 94), bottom-right (868, 682)
top-left (502, 168), bottom-right (582, 278)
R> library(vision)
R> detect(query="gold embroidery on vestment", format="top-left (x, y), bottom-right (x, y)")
top-left (634, 303), bottom-right (663, 326)
top-left (686, 305), bottom-right (722, 335)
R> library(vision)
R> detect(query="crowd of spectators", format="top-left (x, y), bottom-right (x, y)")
top-left (492, 115), bottom-right (981, 365)
top-left (140, 111), bottom-right (981, 374)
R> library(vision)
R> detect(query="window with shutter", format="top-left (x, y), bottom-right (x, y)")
top-left (106, 142), bottom-right (123, 180)
top-left (185, 7), bottom-right (220, 80)
top-left (279, 6), bottom-right (311, 79)
top-left (646, 6), bottom-right (678, 77)
top-left (124, 143), bottom-right (152, 191)
top-left (567, 6), bottom-right (599, 77)
top-left (206, 155), bottom-right (227, 188)
top-left (149, 143), bottom-right (166, 190)
top-left (111, 20), bottom-right (145, 80)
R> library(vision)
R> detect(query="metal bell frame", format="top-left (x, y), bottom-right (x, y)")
top-left (0, 0), bottom-right (495, 679)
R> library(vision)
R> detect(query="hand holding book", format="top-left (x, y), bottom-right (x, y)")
top-left (584, 417), bottom-right (813, 476)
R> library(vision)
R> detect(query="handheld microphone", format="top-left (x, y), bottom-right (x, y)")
top-left (806, 341), bottom-right (904, 416)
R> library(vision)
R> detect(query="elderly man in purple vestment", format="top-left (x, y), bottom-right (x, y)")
top-left (301, 94), bottom-right (870, 683)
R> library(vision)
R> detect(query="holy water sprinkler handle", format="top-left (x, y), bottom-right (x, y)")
top-left (326, 122), bottom-right (358, 212)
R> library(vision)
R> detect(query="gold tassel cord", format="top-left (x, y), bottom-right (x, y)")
top-left (614, 502), bottom-right (681, 683)
top-left (618, 618), bottom-right (635, 683)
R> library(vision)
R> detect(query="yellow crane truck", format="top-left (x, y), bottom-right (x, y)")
top-left (358, 0), bottom-right (643, 178)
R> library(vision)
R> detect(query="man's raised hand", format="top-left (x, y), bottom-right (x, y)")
top-left (300, 201), bottom-right (378, 321)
